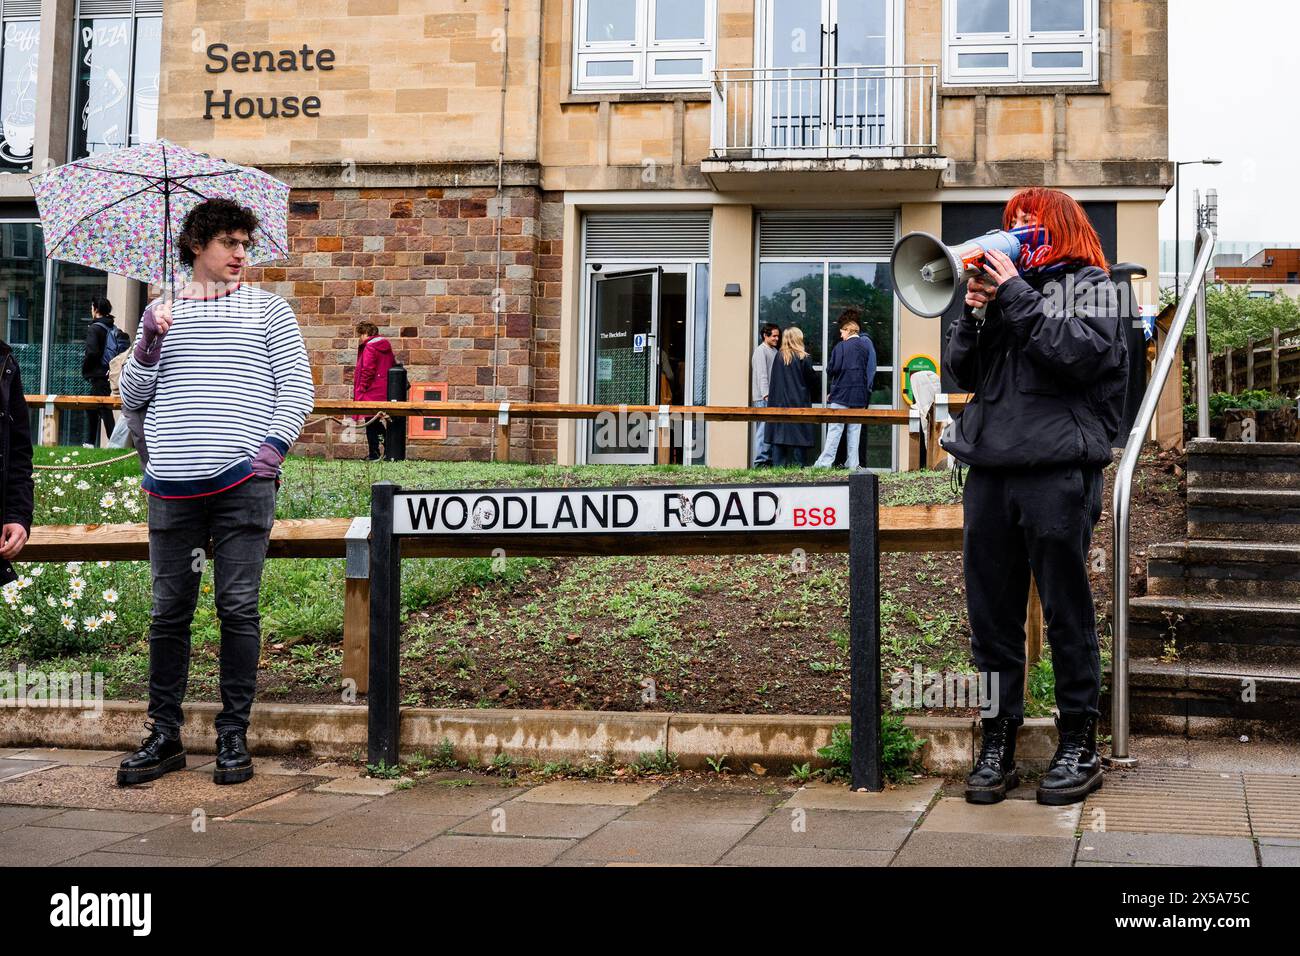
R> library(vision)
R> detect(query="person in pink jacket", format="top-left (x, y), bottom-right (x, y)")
top-left (353, 321), bottom-right (396, 460)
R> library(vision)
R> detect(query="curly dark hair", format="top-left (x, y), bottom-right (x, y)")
top-left (176, 198), bottom-right (260, 267)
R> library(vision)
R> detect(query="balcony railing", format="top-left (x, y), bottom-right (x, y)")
top-left (710, 64), bottom-right (939, 159)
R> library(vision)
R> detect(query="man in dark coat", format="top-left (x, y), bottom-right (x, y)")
top-left (813, 308), bottom-right (877, 469)
top-left (81, 296), bottom-right (120, 446)
top-left (0, 340), bottom-right (34, 586)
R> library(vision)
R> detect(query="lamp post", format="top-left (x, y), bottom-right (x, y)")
top-left (1174, 158), bottom-right (1222, 307)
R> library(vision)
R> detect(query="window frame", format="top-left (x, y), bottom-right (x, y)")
top-left (944, 0), bottom-right (1098, 86)
top-left (573, 0), bottom-right (716, 94)
top-left (67, 1), bottom-right (163, 161)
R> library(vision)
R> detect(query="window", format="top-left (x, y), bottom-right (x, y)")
top-left (944, 0), bottom-right (1098, 85)
top-left (70, 0), bottom-right (162, 159)
top-left (573, 0), bottom-right (714, 92)
top-left (0, 9), bottom-right (41, 172)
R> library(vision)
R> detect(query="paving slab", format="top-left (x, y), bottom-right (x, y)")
top-left (60, 851), bottom-right (212, 867)
top-left (28, 809), bottom-right (180, 833)
top-left (0, 825), bottom-right (129, 866)
top-left (784, 779), bottom-right (941, 813)
top-left (282, 806), bottom-right (460, 852)
top-left (619, 789), bottom-right (784, 826)
top-left (892, 831), bottom-right (1077, 867)
top-left (0, 758), bottom-right (57, 781)
top-left (9, 749), bottom-right (126, 766)
top-left (0, 765), bottom-right (323, 815)
top-left (1259, 845), bottom-right (1300, 867)
top-left (218, 843), bottom-right (400, 867)
top-left (98, 820), bottom-right (302, 862)
top-left (919, 796), bottom-right (1081, 837)
top-left (381, 780), bottom-right (519, 817)
top-left (741, 809), bottom-right (916, 851)
top-left (313, 777), bottom-right (406, 796)
top-left (451, 801), bottom-right (626, 839)
top-left (0, 750), bottom-right (23, 759)
top-left (517, 781), bottom-right (662, 806)
top-left (389, 835), bottom-right (576, 867)
top-left (561, 819), bottom-right (751, 865)
top-left (0, 805), bottom-right (64, 832)
top-left (306, 762), bottom-right (363, 778)
top-left (718, 844), bottom-right (895, 867)
top-left (223, 791), bottom-right (372, 825)
top-left (1075, 831), bottom-right (1257, 867)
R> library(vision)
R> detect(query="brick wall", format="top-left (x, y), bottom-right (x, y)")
top-left (240, 184), bottom-right (562, 462)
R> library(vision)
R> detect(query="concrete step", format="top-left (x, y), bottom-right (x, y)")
top-left (1186, 487), bottom-right (1300, 541)
top-left (1187, 439), bottom-right (1300, 490)
top-left (1105, 658), bottom-right (1300, 740)
top-left (1128, 594), bottom-right (1300, 665)
top-left (1146, 540), bottom-right (1300, 600)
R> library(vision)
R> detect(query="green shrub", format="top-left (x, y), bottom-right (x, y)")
top-left (1184, 390), bottom-right (1293, 422)
top-left (816, 714), bottom-right (926, 785)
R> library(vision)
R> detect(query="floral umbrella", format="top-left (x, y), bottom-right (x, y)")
top-left (29, 139), bottom-right (289, 296)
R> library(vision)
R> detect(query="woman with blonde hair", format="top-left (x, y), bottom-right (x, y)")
top-left (765, 325), bottom-right (821, 468)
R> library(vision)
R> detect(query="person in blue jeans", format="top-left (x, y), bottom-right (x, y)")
top-left (813, 308), bottom-right (877, 469)
top-left (750, 323), bottom-right (779, 466)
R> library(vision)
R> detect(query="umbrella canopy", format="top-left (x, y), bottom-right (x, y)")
top-left (29, 139), bottom-right (289, 291)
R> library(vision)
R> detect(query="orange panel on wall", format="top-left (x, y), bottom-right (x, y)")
top-left (407, 382), bottom-right (448, 440)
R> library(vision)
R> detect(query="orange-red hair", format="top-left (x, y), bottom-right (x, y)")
top-left (1003, 188), bottom-right (1108, 271)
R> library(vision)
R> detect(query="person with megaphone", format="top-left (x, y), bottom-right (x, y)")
top-left (937, 187), bottom-right (1126, 807)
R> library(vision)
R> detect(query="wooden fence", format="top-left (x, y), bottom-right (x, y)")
top-left (1203, 325), bottom-right (1300, 396)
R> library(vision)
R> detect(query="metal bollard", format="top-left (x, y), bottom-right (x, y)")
top-left (385, 364), bottom-right (408, 461)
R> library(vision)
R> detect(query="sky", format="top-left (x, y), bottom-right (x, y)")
top-left (1160, 0), bottom-right (1300, 243)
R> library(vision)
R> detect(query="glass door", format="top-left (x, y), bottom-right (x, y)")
top-left (762, 0), bottom-right (895, 153)
top-left (588, 267), bottom-right (661, 463)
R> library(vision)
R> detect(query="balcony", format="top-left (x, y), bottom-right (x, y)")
top-left (701, 65), bottom-right (947, 192)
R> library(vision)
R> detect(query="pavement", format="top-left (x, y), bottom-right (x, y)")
top-left (1, 738), bottom-right (1297, 867)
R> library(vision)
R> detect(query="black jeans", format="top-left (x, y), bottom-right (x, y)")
top-left (86, 378), bottom-right (115, 446)
top-left (366, 420), bottom-right (386, 460)
top-left (146, 477), bottom-right (277, 737)
top-left (962, 464), bottom-right (1104, 721)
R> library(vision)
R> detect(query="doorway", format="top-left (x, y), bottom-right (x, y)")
top-left (585, 264), bottom-right (697, 465)
top-left (760, 0), bottom-right (898, 153)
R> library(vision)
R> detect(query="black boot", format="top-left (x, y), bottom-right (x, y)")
top-left (965, 716), bottom-right (1021, 804)
top-left (1037, 712), bottom-right (1103, 805)
top-left (117, 723), bottom-right (186, 786)
top-left (214, 730), bottom-right (254, 785)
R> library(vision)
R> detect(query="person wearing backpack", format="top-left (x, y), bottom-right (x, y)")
top-left (82, 297), bottom-right (127, 445)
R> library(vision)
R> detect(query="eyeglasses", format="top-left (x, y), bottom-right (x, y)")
top-left (214, 236), bottom-right (256, 252)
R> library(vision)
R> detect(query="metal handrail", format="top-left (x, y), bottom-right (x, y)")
top-left (1110, 226), bottom-right (1216, 765)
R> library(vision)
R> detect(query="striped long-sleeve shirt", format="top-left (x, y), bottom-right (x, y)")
top-left (119, 283), bottom-right (315, 498)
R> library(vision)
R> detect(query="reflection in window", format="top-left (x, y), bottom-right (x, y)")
top-left (72, 14), bottom-right (161, 158)
top-left (0, 19), bottom-right (40, 171)
top-left (575, 0), bottom-right (714, 91)
top-left (0, 222), bottom-right (46, 389)
top-left (1030, 0), bottom-right (1085, 33)
top-left (955, 0), bottom-right (1010, 34)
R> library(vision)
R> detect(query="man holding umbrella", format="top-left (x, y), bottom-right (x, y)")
top-left (114, 198), bottom-right (314, 786)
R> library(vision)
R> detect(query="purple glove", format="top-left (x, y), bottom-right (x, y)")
top-left (134, 305), bottom-right (168, 366)
top-left (251, 441), bottom-right (285, 479)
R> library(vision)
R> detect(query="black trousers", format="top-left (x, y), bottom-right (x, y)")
top-left (366, 420), bottom-right (387, 459)
top-left (85, 378), bottom-right (115, 446)
top-left (146, 478), bottom-right (277, 737)
top-left (962, 464), bottom-right (1104, 721)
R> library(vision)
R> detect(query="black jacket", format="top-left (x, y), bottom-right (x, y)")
top-left (82, 315), bottom-right (117, 382)
top-left (940, 263), bottom-right (1126, 469)
top-left (0, 343), bottom-right (34, 585)
top-left (826, 334), bottom-right (878, 408)
top-left (767, 352), bottom-right (822, 447)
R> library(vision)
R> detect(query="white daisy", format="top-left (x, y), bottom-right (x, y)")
top-left (60, 614), bottom-right (75, 631)
top-left (68, 562), bottom-right (82, 574)
top-left (21, 605), bottom-right (35, 617)
top-left (83, 616), bottom-right (101, 631)
top-left (100, 610), bottom-right (118, 624)
top-left (102, 589), bottom-right (119, 604)
top-left (69, 576), bottom-right (86, 590)
top-left (31, 566), bottom-right (44, 577)
top-left (99, 494), bottom-right (117, 508)
top-left (76, 480), bottom-right (91, 491)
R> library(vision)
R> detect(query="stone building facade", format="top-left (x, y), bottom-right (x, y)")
top-left (4, 0), bottom-right (1174, 466)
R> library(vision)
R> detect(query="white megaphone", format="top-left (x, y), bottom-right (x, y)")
top-left (890, 226), bottom-right (1053, 318)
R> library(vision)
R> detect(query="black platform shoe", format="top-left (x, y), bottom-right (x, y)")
top-left (117, 724), bottom-right (186, 786)
top-left (965, 716), bottom-right (1021, 804)
top-left (1037, 712), bottom-right (1103, 805)
top-left (214, 730), bottom-right (255, 785)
